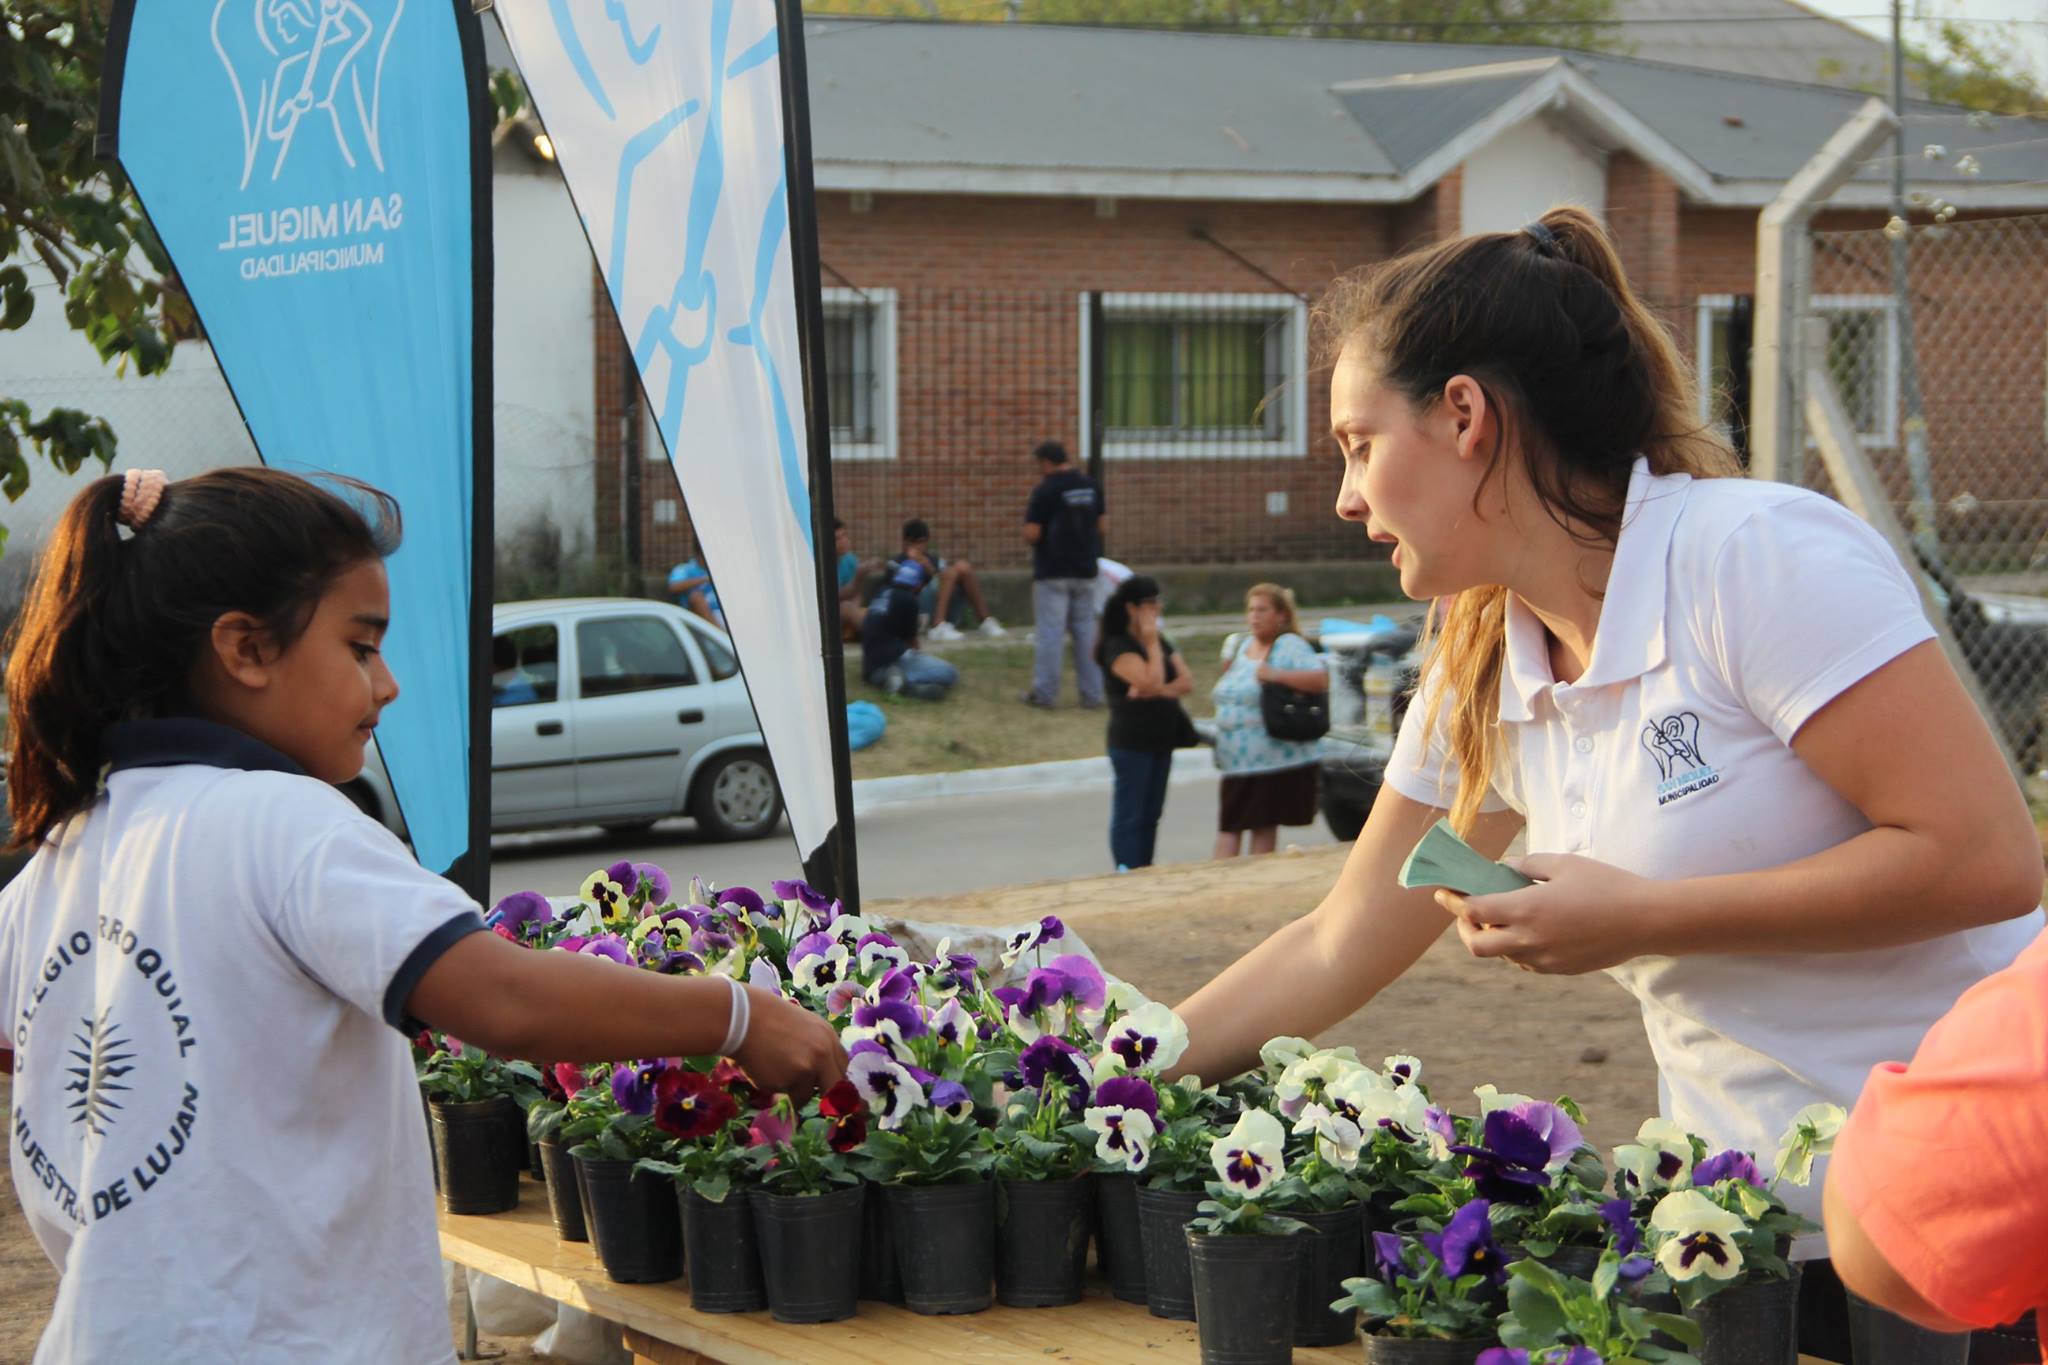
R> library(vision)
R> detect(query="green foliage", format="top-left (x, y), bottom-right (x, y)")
top-left (1497, 1256), bottom-right (1702, 1363)
top-left (3, 4), bottom-right (197, 539)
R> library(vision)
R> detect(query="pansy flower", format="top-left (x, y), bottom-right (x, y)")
top-left (771, 877), bottom-right (837, 921)
top-left (856, 932), bottom-right (909, 976)
top-left (1693, 1149), bottom-right (1766, 1189)
top-left (1422, 1198), bottom-right (1507, 1283)
top-left (928, 1079), bottom-right (975, 1122)
top-left (1373, 1231), bottom-right (1411, 1283)
top-left (578, 935), bottom-right (636, 967)
top-left (854, 994), bottom-right (928, 1041)
top-left (1101, 1001), bottom-right (1189, 1075)
top-left (823, 979), bottom-right (864, 1017)
top-left (631, 862), bottom-right (673, 907)
top-left (1211, 1108), bottom-right (1286, 1195)
top-left (930, 997), bottom-right (974, 1049)
top-left (747, 1101), bottom-right (796, 1149)
top-left (487, 891), bottom-right (555, 936)
top-left (1774, 1102), bottom-right (1846, 1188)
top-left (747, 956), bottom-right (785, 996)
top-left (580, 868), bottom-right (627, 916)
top-left (1000, 915), bottom-right (1066, 968)
top-left (550, 1062), bottom-right (588, 1097)
top-left (1259, 1035), bottom-right (1317, 1075)
top-left (921, 940), bottom-right (980, 999)
top-left (848, 1042), bottom-right (927, 1130)
top-left (790, 932), bottom-right (853, 993)
top-left (1508, 1100), bottom-right (1583, 1169)
top-left (1451, 1108), bottom-right (1556, 1206)
top-left (1615, 1117), bottom-right (1696, 1197)
top-left (715, 885), bottom-right (768, 923)
top-left (654, 1069), bottom-right (738, 1141)
top-left (1382, 1054), bottom-right (1423, 1086)
top-left (819, 1079), bottom-right (867, 1152)
top-left (1474, 1083), bottom-right (1535, 1116)
top-left (1019, 1036), bottom-right (1092, 1105)
top-left (1084, 1079), bottom-right (1159, 1172)
top-left (611, 1060), bottom-right (667, 1117)
top-left (826, 913), bottom-right (875, 951)
top-left (1599, 1197), bottom-right (1656, 1283)
top-left (1293, 1102), bottom-right (1364, 1171)
top-left (1649, 1189), bottom-right (1747, 1282)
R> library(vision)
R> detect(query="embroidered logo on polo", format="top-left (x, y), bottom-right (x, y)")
top-left (1641, 713), bottom-right (1722, 806)
top-left (13, 919), bottom-right (200, 1229)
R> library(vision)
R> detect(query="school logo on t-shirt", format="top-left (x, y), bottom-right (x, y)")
top-left (1642, 713), bottom-right (1722, 806)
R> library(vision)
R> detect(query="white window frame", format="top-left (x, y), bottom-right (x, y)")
top-left (823, 286), bottom-right (898, 462)
top-left (1696, 293), bottom-right (1899, 448)
top-left (1077, 292), bottom-right (1309, 460)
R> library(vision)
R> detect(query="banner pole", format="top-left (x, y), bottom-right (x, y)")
top-left (453, 0), bottom-right (495, 907)
top-left (774, 0), bottom-right (861, 912)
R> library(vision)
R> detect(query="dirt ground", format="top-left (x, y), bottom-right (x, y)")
top-left (0, 844), bottom-right (1658, 1362)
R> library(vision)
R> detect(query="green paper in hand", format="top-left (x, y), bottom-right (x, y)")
top-left (1397, 818), bottom-right (1535, 897)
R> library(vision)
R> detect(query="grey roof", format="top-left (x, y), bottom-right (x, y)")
top-left (797, 18), bottom-right (2048, 200)
top-left (1609, 0), bottom-right (1890, 90)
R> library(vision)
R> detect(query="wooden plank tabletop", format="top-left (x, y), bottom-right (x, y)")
top-left (439, 1196), bottom-right (1846, 1365)
top-left (439, 1196), bottom-right (1358, 1364)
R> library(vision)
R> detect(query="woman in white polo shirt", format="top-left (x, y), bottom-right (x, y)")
top-left (1170, 206), bottom-right (2044, 1359)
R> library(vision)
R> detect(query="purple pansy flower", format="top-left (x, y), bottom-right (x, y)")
top-left (1476, 1351), bottom-right (1530, 1365)
top-left (487, 891), bottom-right (554, 933)
top-left (854, 995), bottom-right (928, 1039)
top-left (791, 931), bottom-right (839, 964)
top-left (1452, 1110), bottom-right (1557, 1206)
top-left (1045, 954), bottom-right (1107, 1011)
top-left (930, 997), bottom-right (973, 1047)
top-left (1093, 1075), bottom-right (1159, 1123)
top-left (928, 1079), bottom-right (974, 1120)
top-left (633, 862), bottom-right (672, 906)
top-left (1693, 1150), bottom-right (1766, 1189)
top-left (1422, 1199), bottom-right (1507, 1283)
top-left (1373, 1231), bottom-right (1411, 1283)
top-left (1509, 1100), bottom-right (1584, 1169)
top-left (771, 878), bottom-right (837, 917)
top-left (611, 1061), bottom-right (664, 1116)
top-left (1001, 915), bottom-right (1066, 966)
top-left (1019, 1036), bottom-right (1091, 1104)
top-left (579, 935), bottom-right (636, 967)
top-left (717, 886), bottom-right (767, 920)
top-left (605, 860), bottom-right (640, 897)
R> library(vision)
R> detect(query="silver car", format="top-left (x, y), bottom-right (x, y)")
top-left (340, 598), bottom-right (783, 842)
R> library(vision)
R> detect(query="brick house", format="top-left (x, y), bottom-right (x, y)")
top-left (588, 20), bottom-right (2048, 586)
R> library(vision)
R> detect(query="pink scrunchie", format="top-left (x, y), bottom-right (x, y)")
top-left (117, 469), bottom-right (167, 530)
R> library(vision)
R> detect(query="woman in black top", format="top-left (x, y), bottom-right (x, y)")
top-left (1096, 576), bottom-right (1195, 870)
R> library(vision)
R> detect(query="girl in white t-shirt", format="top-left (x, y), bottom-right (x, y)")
top-left (0, 468), bottom-right (845, 1364)
top-left (1170, 207), bottom-right (2044, 1359)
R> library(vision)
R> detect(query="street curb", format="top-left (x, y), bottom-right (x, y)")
top-left (852, 747), bottom-right (1218, 814)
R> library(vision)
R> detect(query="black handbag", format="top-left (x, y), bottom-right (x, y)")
top-left (1241, 634), bottom-right (1330, 742)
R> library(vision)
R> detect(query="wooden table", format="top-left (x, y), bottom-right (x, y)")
top-left (439, 1200), bottom-right (1844, 1365)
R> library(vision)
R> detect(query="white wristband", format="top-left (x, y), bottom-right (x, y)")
top-left (718, 974), bottom-right (751, 1056)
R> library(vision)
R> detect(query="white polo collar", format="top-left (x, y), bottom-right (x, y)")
top-left (1498, 457), bottom-right (1693, 723)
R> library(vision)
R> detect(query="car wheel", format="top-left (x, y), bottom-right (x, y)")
top-left (692, 751), bottom-right (783, 841)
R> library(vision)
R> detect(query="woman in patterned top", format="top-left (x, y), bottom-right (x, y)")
top-left (1209, 583), bottom-right (1328, 858)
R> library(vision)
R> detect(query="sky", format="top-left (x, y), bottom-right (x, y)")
top-left (1794, 0), bottom-right (2048, 87)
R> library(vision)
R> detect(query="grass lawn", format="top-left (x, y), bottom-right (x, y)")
top-left (846, 628), bottom-right (1239, 778)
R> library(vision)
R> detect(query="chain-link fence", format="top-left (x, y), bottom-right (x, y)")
top-left (1792, 214), bottom-right (2048, 766)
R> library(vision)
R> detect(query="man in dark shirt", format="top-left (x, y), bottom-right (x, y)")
top-left (859, 545), bottom-right (959, 701)
top-left (1022, 440), bottom-right (1107, 708)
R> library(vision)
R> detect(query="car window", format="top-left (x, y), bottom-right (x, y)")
top-left (492, 624), bottom-right (559, 707)
top-left (687, 620), bottom-right (742, 681)
top-left (578, 616), bottom-right (698, 698)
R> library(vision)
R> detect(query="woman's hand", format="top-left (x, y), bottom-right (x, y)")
top-left (1437, 853), bottom-right (1654, 975)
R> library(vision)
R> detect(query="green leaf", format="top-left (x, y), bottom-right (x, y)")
top-left (1638, 1311), bottom-right (1703, 1348)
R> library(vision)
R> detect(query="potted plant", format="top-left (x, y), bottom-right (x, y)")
top-left (1186, 1108), bottom-right (1309, 1365)
top-left (1631, 1105), bottom-right (1847, 1365)
top-left (635, 1059), bottom-right (771, 1313)
top-left (743, 1080), bottom-right (868, 1324)
top-left (528, 1062), bottom-right (596, 1241)
top-left (987, 1034), bottom-right (1099, 1308)
top-left (1335, 1201), bottom-right (1511, 1362)
top-left (1134, 1075), bottom-right (1244, 1321)
top-left (1486, 1249), bottom-right (1704, 1365)
top-left (560, 1060), bottom-right (699, 1284)
top-left (417, 1035), bottom-right (542, 1215)
top-left (1085, 990), bottom-right (1190, 1305)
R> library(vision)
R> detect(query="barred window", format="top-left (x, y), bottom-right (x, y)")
top-left (1084, 293), bottom-right (1307, 458)
top-left (823, 287), bottom-right (897, 460)
top-left (1699, 293), bottom-right (1897, 447)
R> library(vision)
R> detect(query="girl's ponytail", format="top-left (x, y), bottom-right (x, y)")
top-left (5, 476), bottom-right (131, 848)
top-left (3, 466), bottom-right (401, 849)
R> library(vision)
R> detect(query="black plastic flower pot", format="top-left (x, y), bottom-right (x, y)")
top-left (681, 1187), bottom-right (768, 1313)
top-left (537, 1140), bottom-right (587, 1243)
top-left (859, 1180), bottom-right (905, 1304)
top-left (1686, 1265), bottom-right (1801, 1365)
top-left (1848, 1291), bottom-right (1973, 1364)
top-left (1187, 1231), bottom-right (1299, 1365)
top-left (528, 1141), bottom-right (546, 1182)
top-left (996, 1177), bottom-right (1093, 1308)
top-left (751, 1183), bottom-right (865, 1324)
top-left (1539, 1244), bottom-right (1603, 1281)
top-left (1289, 1202), bottom-right (1367, 1347)
top-left (883, 1180), bottom-right (996, 1316)
top-left (1093, 1172), bottom-right (1148, 1304)
top-left (429, 1098), bottom-right (522, 1215)
top-left (1357, 1336), bottom-right (1496, 1363)
top-left (576, 1156), bottom-right (684, 1284)
top-left (1137, 1186), bottom-right (1208, 1321)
